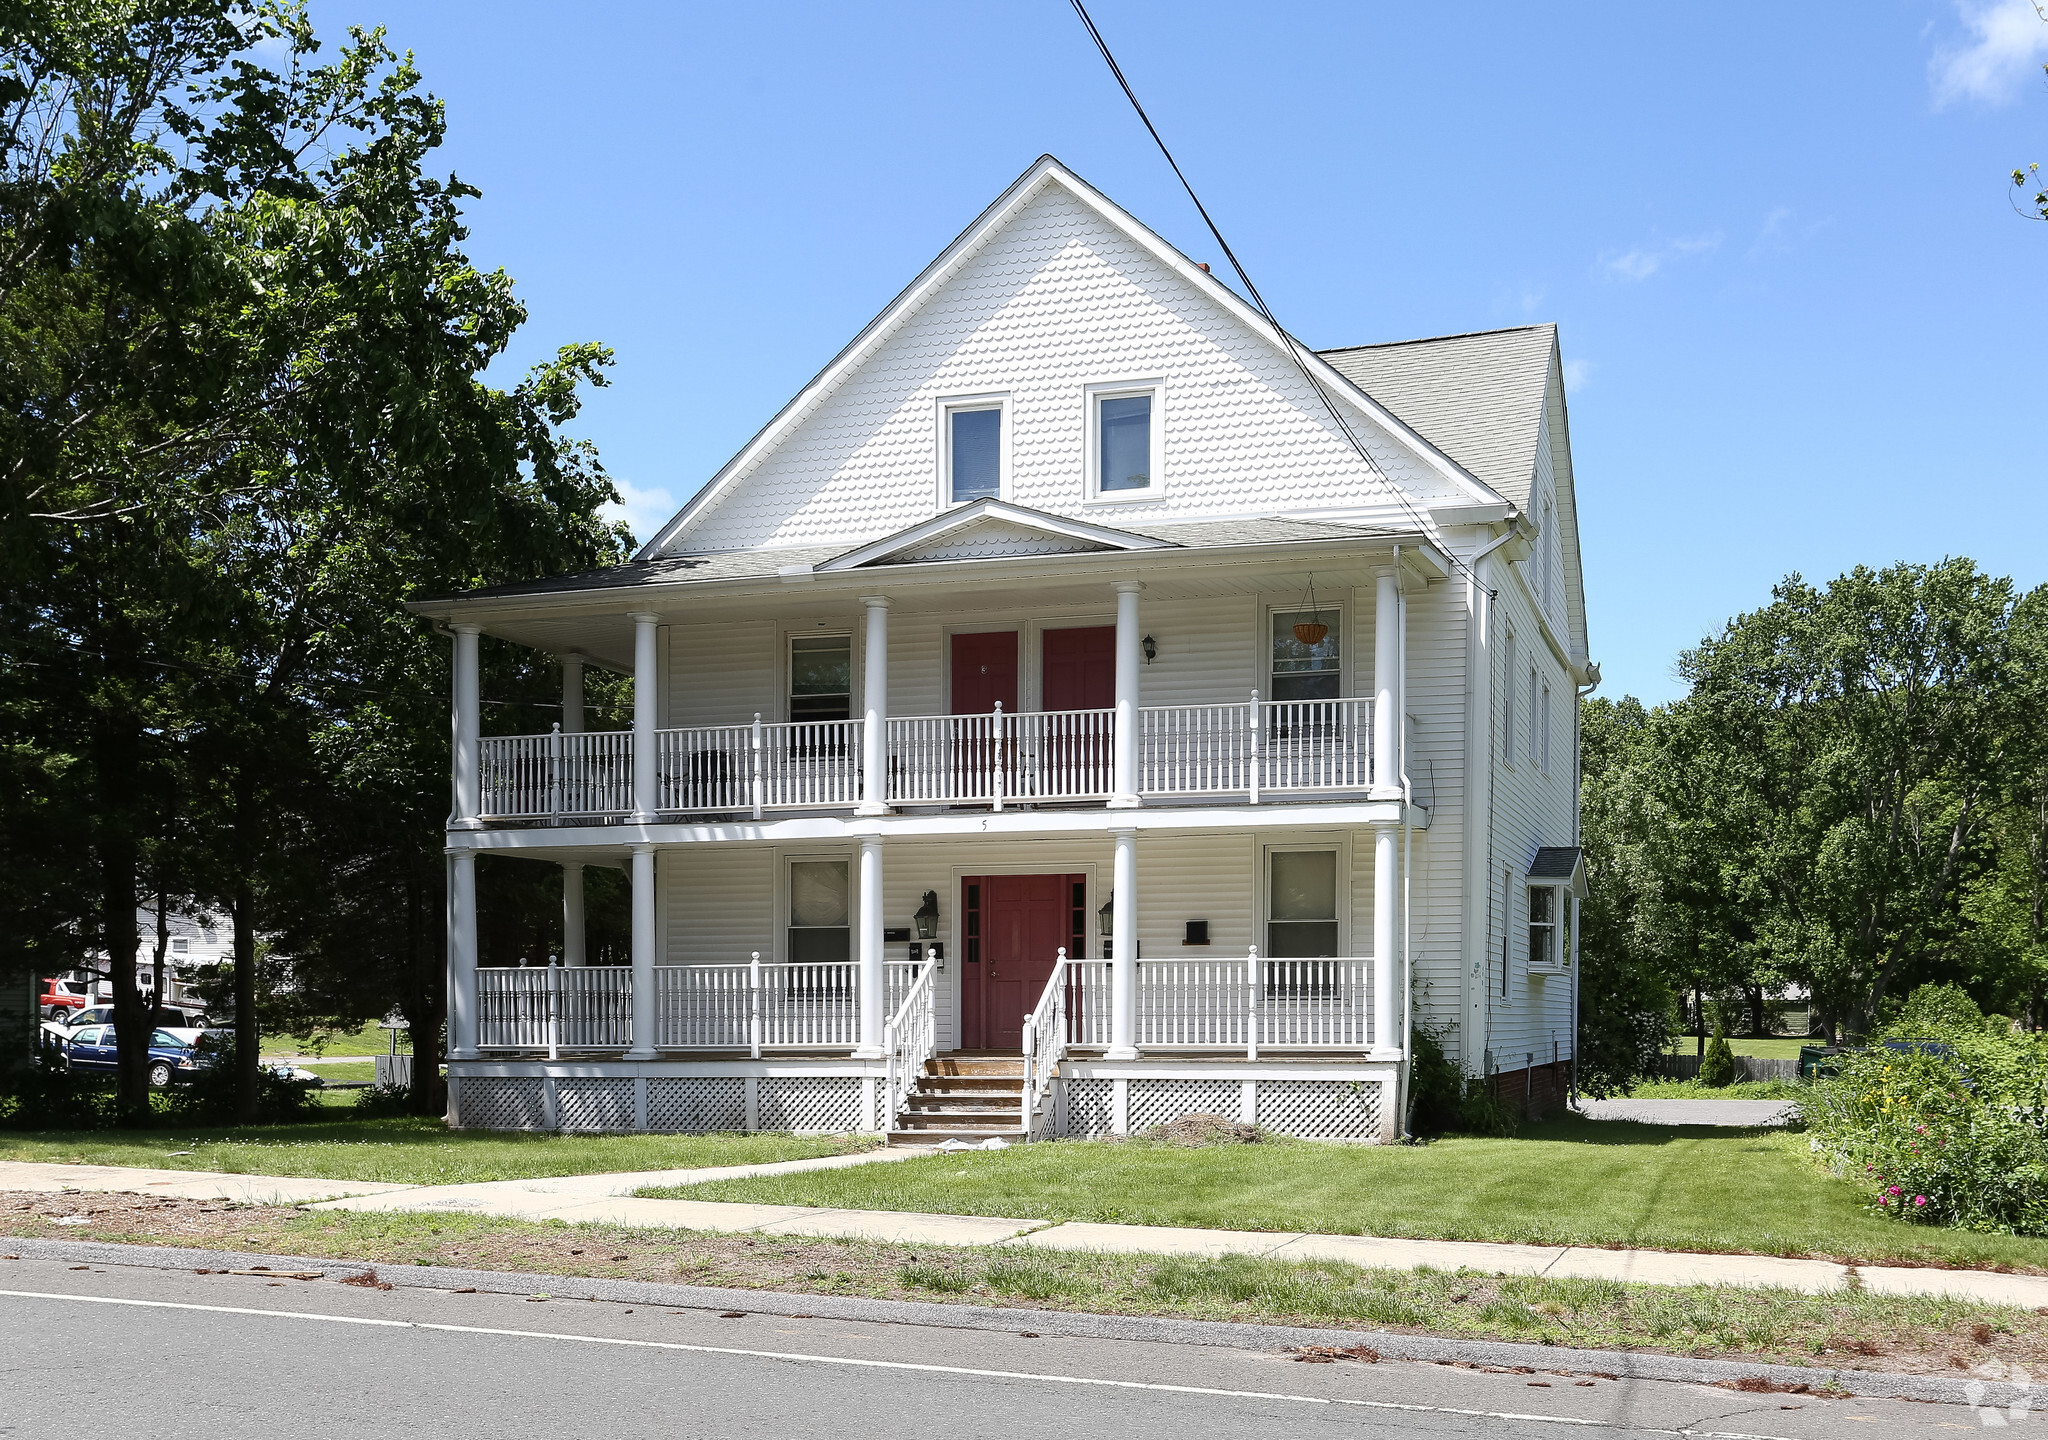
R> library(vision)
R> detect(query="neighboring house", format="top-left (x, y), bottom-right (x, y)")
top-left (49, 906), bottom-right (232, 1019)
top-left (411, 156), bottom-right (1595, 1141)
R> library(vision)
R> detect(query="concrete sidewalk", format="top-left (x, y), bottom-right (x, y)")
top-left (9, 1156), bottom-right (2048, 1308)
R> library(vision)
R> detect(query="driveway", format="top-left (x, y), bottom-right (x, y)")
top-left (1573, 1098), bottom-right (1797, 1128)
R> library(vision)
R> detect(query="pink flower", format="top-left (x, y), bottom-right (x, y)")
top-left (1913, 1196), bottom-right (1928, 1207)
top-left (1887, 1186), bottom-right (1901, 1195)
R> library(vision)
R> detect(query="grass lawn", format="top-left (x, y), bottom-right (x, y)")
top-left (655, 1115), bottom-right (2048, 1272)
top-left (269, 1022), bottom-right (406, 1058)
top-left (1664, 1039), bottom-right (1813, 1060)
top-left (0, 1115), bottom-right (875, 1186)
top-left (4, 1190), bottom-right (2041, 1371)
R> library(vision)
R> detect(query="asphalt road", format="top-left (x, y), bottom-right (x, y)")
top-left (0, 1257), bottom-right (1980, 1439)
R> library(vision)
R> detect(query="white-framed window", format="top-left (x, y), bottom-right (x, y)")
top-left (1083, 380), bottom-right (1163, 502)
top-left (1526, 884), bottom-right (1572, 972)
top-left (169, 937), bottom-right (189, 954)
top-left (1265, 847), bottom-right (1340, 957)
top-left (938, 394), bottom-right (1008, 505)
top-left (1527, 667), bottom-right (1540, 766)
top-left (1541, 496), bottom-right (1555, 619)
top-left (1502, 628), bottom-right (1517, 767)
top-left (1270, 608), bottom-right (1342, 703)
top-left (787, 859), bottom-right (850, 967)
top-left (788, 633), bottom-right (852, 725)
top-left (1540, 679), bottom-right (1552, 774)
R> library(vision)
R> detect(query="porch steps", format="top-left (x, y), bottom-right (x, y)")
top-left (888, 1056), bottom-right (1027, 1145)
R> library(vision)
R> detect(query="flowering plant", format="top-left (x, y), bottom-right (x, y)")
top-left (1800, 987), bottom-right (2048, 1235)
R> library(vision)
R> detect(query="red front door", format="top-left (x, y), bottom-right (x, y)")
top-left (1041, 625), bottom-right (1116, 710)
top-left (961, 873), bottom-right (1083, 1050)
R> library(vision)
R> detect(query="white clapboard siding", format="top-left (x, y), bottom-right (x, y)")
top-left (672, 181), bottom-right (1463, 556)
top-left (669, 621), bottom-right (778, 729)
top-left (662, 847), bottom-right (776, 966)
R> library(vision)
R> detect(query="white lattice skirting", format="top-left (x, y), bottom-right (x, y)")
top-left (449, 1073), bottom-right (873, 1135)
top-left (1053, 1073), bottom-right (1393, 1142)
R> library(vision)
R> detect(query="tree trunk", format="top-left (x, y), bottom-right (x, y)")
top-left (96, 716), bottom-right (147, 1120)
top-left (1694, 987), bottom-right (1705, 1058)
top-left (1745, 983), bottom-right (1768, 1038)
top-left (232, 882), bottom-right (258, 1123)
top-left (406, 851), bottom-right (448, 1117)
top-left (150, 881), bottom-right (169, 1023)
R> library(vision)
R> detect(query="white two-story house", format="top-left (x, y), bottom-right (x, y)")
top-left (411, 156), bottom-right (1595, 1142)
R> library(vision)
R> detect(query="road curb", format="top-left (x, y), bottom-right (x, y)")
top-left (3, 1233), bottom-right (2035, 1412)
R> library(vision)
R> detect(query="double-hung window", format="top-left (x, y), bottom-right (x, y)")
top-left (787, 860), bottom-right (851, 975)
top-left (1270, 611), bottom-right (1341, 702)
top-left (1527, 885), bottom-right (1556, 970)
top-left (1267, 850), bottom-right (1338, 958)
top-left (789, 635), bottom-right (851, 724)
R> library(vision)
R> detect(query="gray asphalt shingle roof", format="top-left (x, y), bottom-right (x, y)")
top-left (1319, 324), bottom-right (1556, 508)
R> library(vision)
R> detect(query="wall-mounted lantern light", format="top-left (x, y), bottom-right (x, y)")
top-left (1097, 895), bottom-right (1115, 939)
top-left (913, 890), bottom-right (940, 941)
top-left (1142, 634), bottom-right (1157, 664)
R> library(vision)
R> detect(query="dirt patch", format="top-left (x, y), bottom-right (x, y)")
top-left (1139, 1113), bottom-right (1265, 1147)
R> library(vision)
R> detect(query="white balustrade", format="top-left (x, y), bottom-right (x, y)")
top-left (882, 958), bottom-right (939, 1133)
top-left (1021, 949), bottom-right (1070, 1137)
top-left (477, 965), bottom-right (632, 1049)
top-left (1139, 694), bottom-right (1372, 800)
top-left (474, 698), bottom-right (1366, 820)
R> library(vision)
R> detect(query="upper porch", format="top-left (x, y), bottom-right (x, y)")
top-left (416, 506), bottom-right (1452, 834)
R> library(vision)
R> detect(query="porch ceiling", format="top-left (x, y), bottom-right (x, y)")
top-left (425, 536), bottom-right (1446, 669)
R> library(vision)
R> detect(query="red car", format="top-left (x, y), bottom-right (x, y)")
top-left (38, 976), bottom-right (92, 1021)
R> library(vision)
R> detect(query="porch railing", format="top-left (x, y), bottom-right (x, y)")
top-left (882, 959), bottom-right (939, 1133)
top-left (1137, 950), bottom-right (1374, 1054)
top-left (1139, 694), bottom-right (1372, 801)
top-left (885, 706), bottom-right (1113, 808)
top-left (475, 959), bottom-right (920, 1052)
top-left (1020, 949), bottom-right (1071, 1137)
top-left (472, 696), bottom-right (1370, 821)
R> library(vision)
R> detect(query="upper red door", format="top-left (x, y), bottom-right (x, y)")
top-left (951, 631), bottom-right (1019, 714)
top-left (1041, 626), bottom-right (1116, 711)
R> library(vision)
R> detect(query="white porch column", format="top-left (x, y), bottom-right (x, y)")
top-left (1373, 823), bottom-right (1399, 1051)
top-left (629, 612), bottom-right (661, 822)
top-left (1109, 581), bottom-right (1143, 808)
top-left (858, 596), bottom-right (890, 816)
top-left (446, 848), bottom-right (478, 1059)
top-left (561, 862), bottom-right (586, 967)
top-left (449, 624), bottom-right (482, 829)
top-left (1107, 828), bottom-right (1139, 1058)
top-left (1371, 569), bottom-right (1403, 799)
top-left (626, 843), bottom-right (658, 1058)
top-left (855, 835), bottom-right (885, 1056)
top-left (560, 653), bottom-right (585, 734)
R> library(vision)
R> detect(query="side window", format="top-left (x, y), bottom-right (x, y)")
top-left (1527, 667), bottom-right (1539, 764)
top-left (787, 861), bottom-right (850, 967)
top-left (1267, 850), bottom-right (1338, 957)
top-left (1098, 393), bottom-right (1151, 492)
top-left (1542, 496), bottom-right (1554, 618)
top-left (1271, 611), bottom-right (1341, 703)
top-left (1528, 886), bottom-right (1556, 968)
top-left (1541, 680), bottom-right (1552, 774)
top-left (789, 635), bottom-right (851, 724)
top-left (947, 405), bottom-right (1002, 502)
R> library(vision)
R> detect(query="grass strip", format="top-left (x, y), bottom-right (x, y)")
top-left (0, 1117), bottom-right (875, 1186)
top-left (2, 1189), bottom-right (2039, 1375)
top-left (649, 1119), bottom-right (2048, 1272)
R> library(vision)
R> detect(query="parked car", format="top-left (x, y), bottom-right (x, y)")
top-left (53, 1004), bottom-right (206, 1035)
top-left (64, 1026), bottom-right (214, 1088)
top-left (38, 977), bottom-right (92, 1021)
top-left (263, 1061), bottom-right (325, 1087)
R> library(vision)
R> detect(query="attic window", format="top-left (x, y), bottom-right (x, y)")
top-left (1086, 381), bottom-right (1163, 501)
top-left (948, 405), bottom-right (1002, 503)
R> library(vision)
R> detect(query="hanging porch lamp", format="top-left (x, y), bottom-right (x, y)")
top-left (1291, 572), bottom-right (1329, 647)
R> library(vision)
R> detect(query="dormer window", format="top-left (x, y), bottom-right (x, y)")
top-left (945, 400), bottom-right (1004, 503)
top-left (1086, 381), bottom-right (1163, 501)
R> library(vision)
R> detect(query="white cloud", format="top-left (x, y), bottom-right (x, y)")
top-left (603, 477), bottom-right (679, 548)
top-left (1563, 358), bottom-right (1594, 393)
top-left (1597, 232), bottom-right (1722, 283)
top-left (1931, 0), bottom-right (2048, 107)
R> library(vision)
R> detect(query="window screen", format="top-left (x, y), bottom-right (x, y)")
top-left (1267, 850), bottom-right (1338, 957)
top-left (1528, 885), bottom-right (1556, 968)
top-left (788, 861), bottom-right (850, 966)
top-left (790, 635), bottom-right (851, 723)
top-left (950, 407), bottom-right (1001, 501)
top-left (1098, 394), bottom-right (1151, 491)
top-left (1271, 611), bottom-right (1341, 703)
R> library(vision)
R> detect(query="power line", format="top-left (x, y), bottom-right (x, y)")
top-left (1066, 0), bottom-right (1482, 590)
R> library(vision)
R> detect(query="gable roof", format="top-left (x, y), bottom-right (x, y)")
top-left (814, 499), bottom-right (1170, 571)
top-left (1317, 326), bottom-right (1555, 510)
top-left (637, 155), bottom-right (1506, 560)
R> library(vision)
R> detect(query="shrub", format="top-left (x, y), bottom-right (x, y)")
top-left (1699, 1024), bottom-right (1736, 1088)
top-left (1802, 983), bottom-right (2048, 1234)
top-left (353, 1082), bottom-right (416, 1117)
top-left (1405, 1024), bottom-right (1520, 1136)
top-left (162, 1035), bottom-right (320, 1124)
top-left (0, 1052), bottom-right (121, 1131)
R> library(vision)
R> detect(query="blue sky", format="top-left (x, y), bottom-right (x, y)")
top-left (313, 2), bottom-right (2048, 705)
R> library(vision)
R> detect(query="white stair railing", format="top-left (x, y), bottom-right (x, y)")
top-left (882, 960), bottom-right (939, 1135)
top-left (1020, 948), bottom-right (1069, 1137)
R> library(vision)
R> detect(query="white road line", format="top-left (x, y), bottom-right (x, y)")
top-left (0, 1288), bottom-right (1806, 1439)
